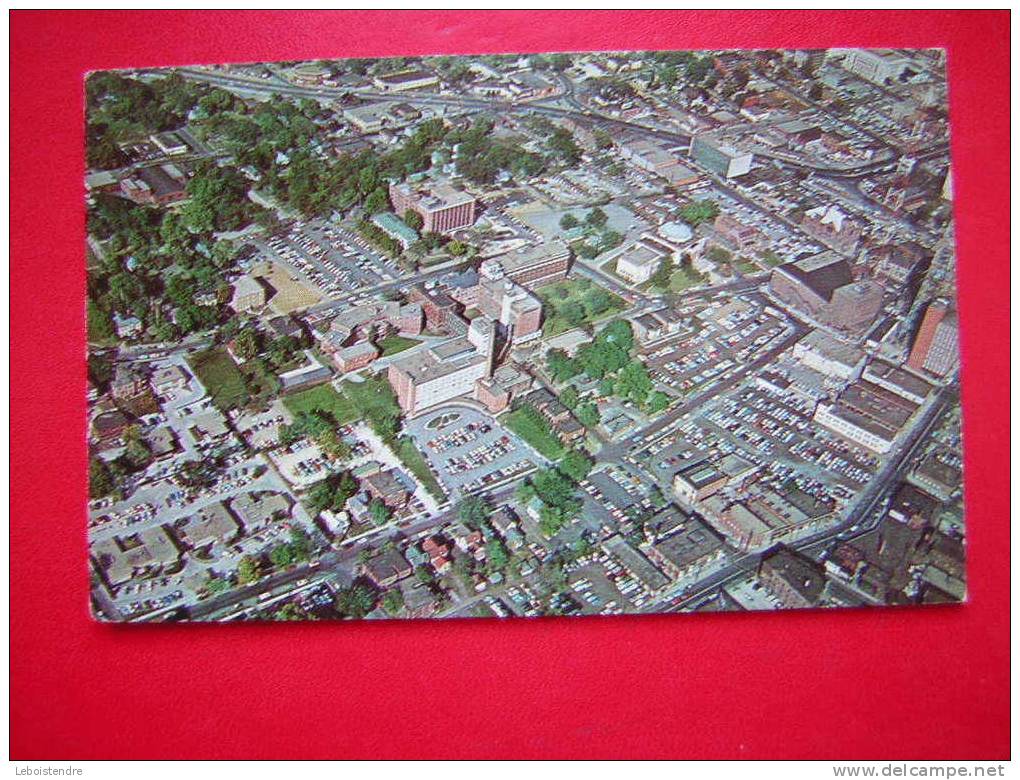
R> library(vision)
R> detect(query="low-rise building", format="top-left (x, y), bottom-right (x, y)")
top-left (673, 461), bottom-right (729, 505)
top-left (334, 342), bottom-right (379, 373)
top-left (757, 545), bottom-right (827, 609)
top-left (602, 534), bottom-right (670, 594)
top-left (373, 69), bottom-right (440, 92)
top-left (230, 275), bottom-right (268, 313)
top-left (614, 242), bottom-right (664, 285)
top-left (793, 329), bottom-right (865, 380)
top-left (175, 503), bottom-right (240, 549)
top-left (361, 548), bottom-right (413, 588)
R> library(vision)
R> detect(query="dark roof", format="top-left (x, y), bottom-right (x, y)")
top-left (779, 254), bottom-right (853, 302)
top-left (137, 165), bottom-right (185, 198)
top-left (760, 546), bottom-right (826, 605)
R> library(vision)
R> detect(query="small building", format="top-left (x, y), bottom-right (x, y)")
top-left (334, 342), bottom-right (379, 373)
top-left (230, 275), bottom-right (268, 313)
top-left (673, 461), bottom-right (729, 505)
top-left (614, 242), bottom-right (664, 285)
top-left (362, 468), bottom-right (410, 509)
top-left (361, 548), bottom-right (413, 588)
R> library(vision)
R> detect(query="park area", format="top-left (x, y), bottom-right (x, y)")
top-left (535, 277), bottom-right (626, 337)
top-left (189, 348), bottom-right (248, 411)
top-left (283, 375), bottom-right (396, 426)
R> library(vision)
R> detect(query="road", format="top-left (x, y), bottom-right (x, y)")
top-left (179, 483), bottom-right (519, 621)
top-left (646, 383), bottom-right (954, 614)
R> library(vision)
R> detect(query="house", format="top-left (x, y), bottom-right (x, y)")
top-left (150, 364), bottom-right (189, 396)
top-left (361, 548), bottom-right (413, 588)
top-left (362, 468), bottom-right (410, 509)
top-left (399, 580), bottom-right (441, 618)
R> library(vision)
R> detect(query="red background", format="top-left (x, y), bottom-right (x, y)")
top-left (10, 10), bottom-right (1010, 760)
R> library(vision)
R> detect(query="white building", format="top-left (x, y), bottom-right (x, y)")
top-left (615, 243), bottom-right (663, 285)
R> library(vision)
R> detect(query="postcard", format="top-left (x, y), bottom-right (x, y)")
top-left (85, 49), bottom-right (963, 622)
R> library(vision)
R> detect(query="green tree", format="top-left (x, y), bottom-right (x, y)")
top-left (558, 449), bottom-right (593, 483)
top-left (646, 390), bottom-right (671, 413)
top-left (369, 499), bottom-right (392, 526)
top-left (585, 207), bottom-right (608, 228)
top-left (232, 327), bottom-right (261, 361)
top-left (237, 555), bottom-right (262, 585)
top-left (649, 256), bottom-right (675, 289)
top-left (457, 495), bottom-right (490, 529)
top-left (364, 187), bottom-right (389, 215)
top-left (546, 349), bottom-right (581, 383)
top-left (559, 213), bottom-right (580, 231)
top-left (381, 588), bottom-right (405, 616)
top-left (403, 209), bottom-right (424, 231)
top-left (336, 583), bottom-right (377, 618)
top-left (575, 401), bottom-right (600, 429)
top-left (270, 544), bottom-right (295, 568)
top-left (89, 457), bottom-right (116, 498)
top-left (560, 385), bottom-right (580, 410)
top-left (486, 539), bottom-right (510, 572)
top-left (584, 288), bottom-right (614, 316)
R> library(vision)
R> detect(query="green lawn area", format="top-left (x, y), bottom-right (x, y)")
top-left (733, 255), bottom-right (761, 275)
top-left (283, 383), bottom-right (359, 424)
top-left (283, 374), bottom-right (399, 426)
top-left (759, 249), bottom-right (785, 268)
top-left (394, 436), bottom-right (445, 501)
top-left (505, 405), bottom-right (565, 460)
top-left (535, 277), bottom-right (626, 337)
top-left (189, 348), bottom-right (248, 411)
top-left (377, 334), bottom-right (421, 356)
top-left (284, 376), bottom-right (446, 502)
top-left (669, 268), bottom-right (708, 292)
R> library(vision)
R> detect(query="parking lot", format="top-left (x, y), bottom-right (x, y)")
top-left (405, 406), bottom-right (539, 499)
top-left (645, 302), bottom-right (790, 397)
top-left (252, 218), bottom-right (401, 299)
top-left (639, 369), bottom-right (881, 516)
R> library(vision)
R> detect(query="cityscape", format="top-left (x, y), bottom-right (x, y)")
top-left (85, 48), bottom-right (964, 622)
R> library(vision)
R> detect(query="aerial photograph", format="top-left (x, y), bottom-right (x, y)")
top-left (85, 48), bottom-right (964, 623)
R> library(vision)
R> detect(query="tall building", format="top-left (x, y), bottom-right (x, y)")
top-left (840, 48), bottom-right (910, 86)
top-left (476, 264), bottom-right (544, 345)
top-left (387, 337), bottom-right (491, 415)
top-left (770, 252), bottom-right (884, 333)
top-left (907, 300), bottom-right (959, 378)
top-left (479, 241), bottom-right (571, 290)
top-left (388, 181), bottom-right (477, 234)
top-left (689, 135), bottom-right (753, 178)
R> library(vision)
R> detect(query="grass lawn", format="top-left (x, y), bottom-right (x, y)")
top-left (283, 374), bottom-right (399, 426)
top-left (285, 376), bottom-right (445, 501)
top-left (394, 436), bottom-right (445, 501)
top-left (189, 348), bottom-right (248, 411)
top-left (505, 406), bottom-right (565, 460)
top-left (377, 334), bottom-right (421, 357)
top-left (759, 249), bottom-right (785, 268)
top-left (669, 268), bottom-right (707, 292)
top-left (536, 277), bottom-right (627, 337)
top-left (283, 383), bottom-right (359, 424)
top-left (733, 255), bottom-right (761, 275)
